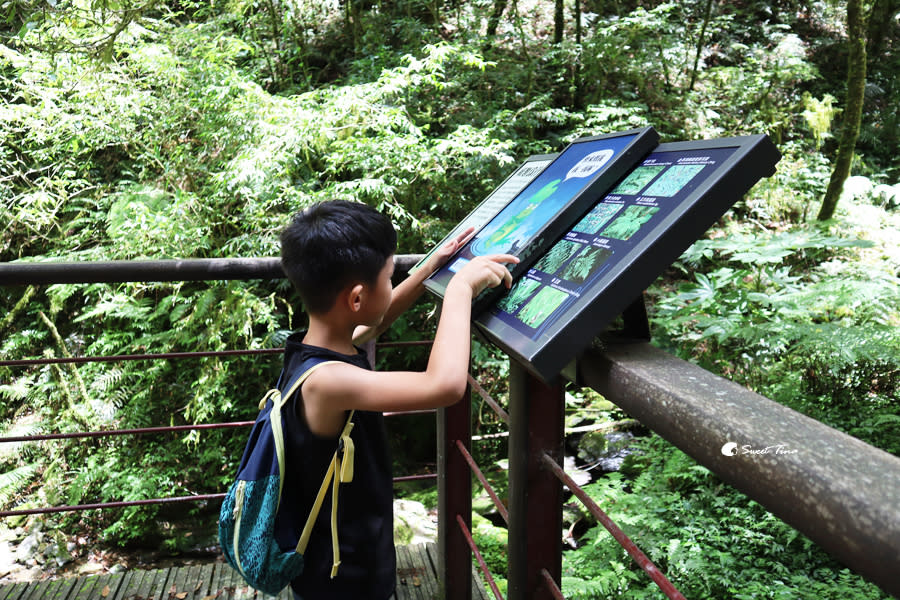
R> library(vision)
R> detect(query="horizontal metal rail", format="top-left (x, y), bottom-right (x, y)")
top-left (541, 452), bottom-right (686, 600)
top-left (0, 349), bottom-right (284, 368)
top-left (0, 258), bottom-right (283, 285)
top-left (0, 340), bottom-right (432, 368)
top-left (0, 472), bottom-right (439, 518)
top-left (0, 495), bottom-right (227, 518)
top-left (0, 422), bottom-right (255, 443)
top-left (393, 474), bottom-right (438, 483)
top-left (0, 408), bottom-right (434, 444)
top-left (0, 255), bottom-right (422, 285)
top-left (577, 342), bottom-right (900, 598)
top-left (384, 408), bottom-right (436, 418)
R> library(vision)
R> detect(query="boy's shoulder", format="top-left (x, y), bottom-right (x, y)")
top-left (282, 332), bottom-right (371, 384)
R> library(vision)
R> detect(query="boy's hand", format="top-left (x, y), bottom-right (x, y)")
top-left (449, 254), bottom-right (519, 297)
top-left (421, 227), bottom-right (477, 274)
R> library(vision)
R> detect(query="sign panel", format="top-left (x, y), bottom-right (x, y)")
top-left (475, 134), bottom-right (781, 382)
top-left (424, 127), bottom-right (659, 311)
top-left (410, 153), bottom-right (556, 276)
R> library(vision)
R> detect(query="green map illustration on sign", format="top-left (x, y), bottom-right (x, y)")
top-left (478, 179), bottom-right (561, 254)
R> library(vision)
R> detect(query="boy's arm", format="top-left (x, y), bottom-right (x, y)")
top-left (303, 255), bottom-right (517, 435)
top-left (352, 228), bottom-right (475, 345)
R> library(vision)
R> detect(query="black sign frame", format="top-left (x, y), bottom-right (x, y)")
top-left (474, 134), bottom-right (782, 383)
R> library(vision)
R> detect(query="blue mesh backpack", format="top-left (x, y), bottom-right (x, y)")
top-left (218, 359), bottom-right (357, 596)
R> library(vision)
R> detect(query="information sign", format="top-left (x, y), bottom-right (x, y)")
top-left (410, 153), bottom-right (556, 275)
top-left (424, 127), bottom-right (659, 311)
top-left (475, 134), bottom-right (781, 382)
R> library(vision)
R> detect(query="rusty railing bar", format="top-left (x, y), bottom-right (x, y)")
top-left (455, 514), bottom-right (505, 600)
top-left (0, 255), bottom-right (424, 286)
top-left (377, 340), bottom-right (434, 348)
top-left (1, 472), bottom-right (438, 517)
top-left (392, 474), bottom-right (438, 483)
top-left (0, 406), bottom-right (434, 445)
top-left (2, 408), bottom-right (438, 443)
top-left (384, 409), bottom-right (436, 418)
top-left (0, 348), bottom-right (285, 368)
top-left (0, 339), bottom-right (434, 368)
top-left (467, 374), bottom-right (509, 424)
top-left (0, 422), bottom-right (256, 443)
top-left (455, 439), bottom-right (509, 525)
top-left (540, 452), bottom-right (686, 600)
top-left (539, 569), bottom-right (566, 600)
top-left (0, 258), bottom-right (283, 285)
top-left (0, 494), bottom-right (226, 517)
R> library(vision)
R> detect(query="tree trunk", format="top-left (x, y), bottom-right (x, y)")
top-left (572, 0), bottom-right (583, 108)
top-left (817, 0), bottom-right (870, 221)
top-left (486, 0), bottom-right (507, 38)
top-left (554, 0), bottom-right (564, 43)
top-left (866, 0), bottom-right (898, 61)
top-left (689, 0), bottom-right (715, 91)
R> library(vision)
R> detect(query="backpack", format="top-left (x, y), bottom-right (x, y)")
top-left (218, 359), bottom-right (357, 596)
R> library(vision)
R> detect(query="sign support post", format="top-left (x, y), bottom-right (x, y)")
top-left (438, 383), bottom-right (473, 600)
top-left (507, 361), bottom-right (565, 599)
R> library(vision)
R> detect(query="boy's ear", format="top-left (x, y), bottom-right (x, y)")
top-left (347, 283), bottom-right (365, 313)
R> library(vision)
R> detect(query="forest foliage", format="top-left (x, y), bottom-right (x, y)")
top-left (1, 0), bottom-right (899, 597)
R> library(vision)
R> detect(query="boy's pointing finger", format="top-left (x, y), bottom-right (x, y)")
top-left (485, 253), bottom-right (520, 266)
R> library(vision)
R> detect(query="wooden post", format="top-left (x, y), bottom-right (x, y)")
top-left (437, 385), bottom-right (473, 600)
top-left (507, 361), bottom-right (565, 600)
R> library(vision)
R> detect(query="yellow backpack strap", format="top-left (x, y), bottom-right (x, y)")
top-left (269, 360), bottom-right (340, 512)
top-left (296, 409), bottom-right (356, 580)
top-left (329, 410), bottom-right (355, 577)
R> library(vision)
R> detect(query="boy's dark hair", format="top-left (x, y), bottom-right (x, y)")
top-left (280, 200), bottom-right (397, 314)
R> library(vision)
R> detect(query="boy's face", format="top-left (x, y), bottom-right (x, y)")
top-left (360, 256), bottom-right (395, 327)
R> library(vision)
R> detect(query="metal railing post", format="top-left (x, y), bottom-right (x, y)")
top-left (507, 361), bottom-right (564, 600)
top-left (438, 379), bottom-right (473, 600)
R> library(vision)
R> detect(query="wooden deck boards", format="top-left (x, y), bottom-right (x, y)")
top-left (0, 544), bottom-right (489, 600)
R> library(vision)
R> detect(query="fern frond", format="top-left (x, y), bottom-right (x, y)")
top-left (0, 377), bottom-right (32, 402)
top-left (560, 576), bottom-right (609, 599)
top-left (89, 367), bottom-right (125, 394)
top-left (0, 464), bottom-right (39, 507)
top-left (0, 417), bottom-right (44, 462)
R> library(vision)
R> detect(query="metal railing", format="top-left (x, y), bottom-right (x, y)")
top-left (2, 256), bottom-right (899, 599)
top-left (0, 343), bottom-right (436, 519)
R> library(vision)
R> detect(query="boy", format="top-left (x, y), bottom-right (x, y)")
top-left (276, 200), bottom-right (517, 599)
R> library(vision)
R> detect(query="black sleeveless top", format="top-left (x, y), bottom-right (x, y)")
top-left (274, 332), bottom-right (396, 600)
